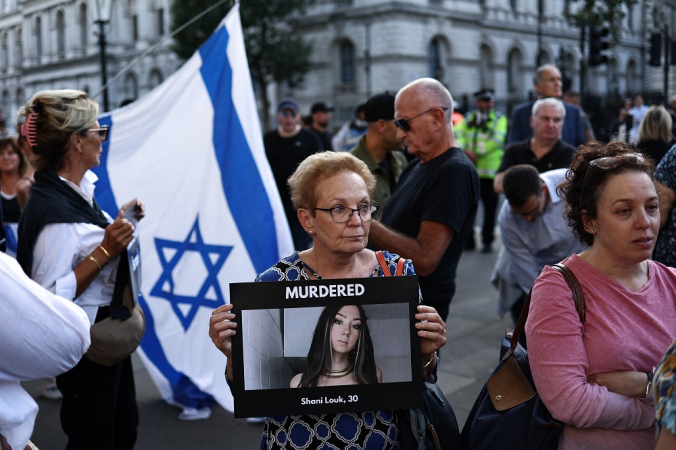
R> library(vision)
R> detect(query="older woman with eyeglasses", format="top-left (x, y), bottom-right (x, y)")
top-left (210, 151), bottom-right (447, 449)
top-left (15, 90), bottom-right (145, 449)
top-left (525, 141), bottom-right (676, 449)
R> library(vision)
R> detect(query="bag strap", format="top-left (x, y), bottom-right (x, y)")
top-left (505, 261), bottom-right (585, 360)
top-left (376, 250), bottom-right (406, 277)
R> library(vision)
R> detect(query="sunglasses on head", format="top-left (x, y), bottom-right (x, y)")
top-left (393, 107), bottom-right (448, 132)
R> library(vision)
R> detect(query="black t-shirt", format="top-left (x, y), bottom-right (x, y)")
top-left (263, 129), bottom-right (322, 218)
top-left (498, 139), bottom-right (576, 173)
top-left (1, 195), bottom-right (20, 223)
top-left (380, 148), bottom-right (480, 316)
top-left (310, 128), bottom-right (333, 151)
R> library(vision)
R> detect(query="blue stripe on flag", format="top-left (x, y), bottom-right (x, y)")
top-left (199, 26), bottom-right (279, 275)
top-left (93, 118), bottom-right (214, 411)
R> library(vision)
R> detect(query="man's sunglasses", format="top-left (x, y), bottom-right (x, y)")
top-left (393, 107), bottom-right (448, 132)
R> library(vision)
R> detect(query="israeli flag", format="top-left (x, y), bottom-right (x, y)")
top-left (92, 4), bottom-right (293, 412)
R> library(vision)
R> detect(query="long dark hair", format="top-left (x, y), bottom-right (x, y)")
top-left (298, 304), bottom-right (378, 387)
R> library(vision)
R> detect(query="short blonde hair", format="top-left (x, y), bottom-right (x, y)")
top-left (639, 105), bottom-right (672, 143)
top-left (16, 89), bottom-right (99, 172)
top-left (287, 151), bottom-right (376, 213)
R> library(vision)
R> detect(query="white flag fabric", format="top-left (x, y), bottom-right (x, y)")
top-left (92, 4), bottom-right (293, 412)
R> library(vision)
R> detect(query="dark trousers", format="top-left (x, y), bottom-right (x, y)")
top-left (56, 355), bottom-right (138, 450)
top-left (480, 178), bottom-right (499, 247)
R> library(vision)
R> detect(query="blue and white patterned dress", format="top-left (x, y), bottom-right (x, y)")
top-left (255, 250), bottom-right (416, 450)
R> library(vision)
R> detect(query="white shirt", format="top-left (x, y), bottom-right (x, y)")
top-left (0, 251), bottom-right (90, 450)
top-left (30, 171), bottom-right (120, 324)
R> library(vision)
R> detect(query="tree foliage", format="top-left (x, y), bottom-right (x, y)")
top-left (565, 0), bottom-right (639, 44)
top-left (170, 0), bottom-right (314, 130)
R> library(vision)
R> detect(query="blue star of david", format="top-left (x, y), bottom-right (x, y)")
top-left (150, 217), bottom-right (232, 331)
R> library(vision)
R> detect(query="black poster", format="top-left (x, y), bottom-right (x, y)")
top-left (229, 275), bottom-right (423, 418)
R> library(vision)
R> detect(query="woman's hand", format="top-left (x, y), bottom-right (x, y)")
top-left (587, 370), bottom-right (650, 399)
top-left (415, 305), bottom-right (446, 378)
top-left (120, 198), bottom-right (146, 222)
top-left (209, 304), bottom-right (237, 359)
top-left (99, 210), bottom-right (135, 259)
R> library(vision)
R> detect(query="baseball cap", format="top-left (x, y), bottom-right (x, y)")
top-left (473, 89), bottom-right (495, 101)
top-left (364, 92), bottom-right (395, 122)
top-left (278, 98), bottom-right (300, 112)
top-left (311, 102), bottom-right (334, 114)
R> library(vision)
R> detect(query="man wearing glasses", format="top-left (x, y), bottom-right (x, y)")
top-left (264, 98), bottom-right (322, 250)
top-left (490, 165), bottom-right (580, 325)
top-left (368, 78), bottom-right (480, 322)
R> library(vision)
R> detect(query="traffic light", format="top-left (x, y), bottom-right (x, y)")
top-left (588, 26), bottom-right (610, 67)
top-left (649, 33), bottom-right (662, 67)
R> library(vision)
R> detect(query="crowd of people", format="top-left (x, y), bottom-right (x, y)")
top-left (4, 63), bottom-right (676, 450)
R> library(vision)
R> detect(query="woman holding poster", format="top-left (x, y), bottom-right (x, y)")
top-left (290, 304), bottom-right (382, 388)
top-left (210, 151), bottom-right (446, 449)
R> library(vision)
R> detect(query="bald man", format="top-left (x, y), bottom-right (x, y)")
top-left (369, 78), bottom-right (480, 322)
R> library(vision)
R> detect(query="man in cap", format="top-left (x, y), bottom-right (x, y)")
top-left (309, 102), bottom-right (334, 151)
top-left (264, 98), bottom-right (322, 250)
top-left (455, 88), bottom-right (507, 252)
top-left (349, 92), bottom-right (408, 216)
top-left (507, 64), bottom-right (585, 148)
top-left (369, 78), bottom-right (480, 322)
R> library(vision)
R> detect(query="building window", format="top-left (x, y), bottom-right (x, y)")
top-left (627, 5), bottom-right (633, 31)
top-left (15, 87), bottom-right (24, 113)
top-left (124, 72), bottom-right (138, 99)
top-left (14, 26), bottom-right (22, 67)
top-left (56, 10), bottom-right (66, 58)
top-left (157, 8), bottom-right (164, 36)
top-left (507, 48), bottom-right (522, 93)
top-left (35, 16), bottom-right (42, 60)
top-left (2, 90), bottom-right (10, 117)
top-left (149, 69), bottom-right (163, 88)
top-left (340, 41), bottom-right (355, 84)
top-left (428, 38), bottom-right (443, 81)
top-left (510, 0), bottom-right (517, 11)
top-left (132, 14), bottom-right (138, 41)
top-left (1, 33), bottom-right (8, 71)
top-left (79, 3), bottom-right (88, 50)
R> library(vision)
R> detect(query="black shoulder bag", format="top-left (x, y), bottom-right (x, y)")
top-left (461, 263), bottom-right (585, 450)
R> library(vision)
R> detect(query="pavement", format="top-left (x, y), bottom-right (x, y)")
top-left (25, 240), bottom-right (510, 449)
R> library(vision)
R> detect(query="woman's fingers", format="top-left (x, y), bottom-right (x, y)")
top-left (209, 304), bottom-right (237, 358)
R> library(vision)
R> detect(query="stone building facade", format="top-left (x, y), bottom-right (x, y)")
top-left (0, 0), bottom-right (179, 122)
top-left (285, 0), bottom-right (650, 124)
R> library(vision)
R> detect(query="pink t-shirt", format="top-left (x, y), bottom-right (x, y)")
top-left (526, 254), bottom-right (676, 450)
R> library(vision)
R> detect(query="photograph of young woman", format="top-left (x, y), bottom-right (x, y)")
top-left (290, 304), bottom-right (382, 388)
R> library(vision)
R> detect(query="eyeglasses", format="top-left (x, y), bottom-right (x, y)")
top-left (580, 152), bottom-right (645, 210)
top-left (315, 205), bottom-right (378, 223)
top-left (84, 125), bottom-right (109, 142)
top-left (393, 107), bottom-right (448, 132)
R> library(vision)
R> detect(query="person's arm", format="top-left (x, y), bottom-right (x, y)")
top-left (209, 303), bottom-right (237, 382)
top-left (493, 172), bottom-right (505, 193)
top-left (526, 269), bottom-right (655, 429)
top-left (587, 371), bottom-right (651, 399)
top-left (0, 253), bottom-right (90, 382)
top-left (500, 218), bottom-right (540, 295)
top-left (290, 373), bottom-right (302, 388)
top-left (368, 220), bottom-right (454, 277)
top-left (376, 367), bottom-right (383, 383)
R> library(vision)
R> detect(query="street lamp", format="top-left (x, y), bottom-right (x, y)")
top-left (89, 0), bottom-right (115, 111)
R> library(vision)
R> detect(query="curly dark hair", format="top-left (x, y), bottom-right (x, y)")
top-left (557, 141), bottom-right (656, 247)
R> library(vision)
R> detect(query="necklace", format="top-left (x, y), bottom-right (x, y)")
top-left (324, 363), bottom-right (353, 377)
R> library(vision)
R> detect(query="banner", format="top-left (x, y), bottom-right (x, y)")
top-left (92, 4), bottom-right (293, 412)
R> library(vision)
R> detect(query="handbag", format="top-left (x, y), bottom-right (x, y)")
top-left (375, 251), bottom-right (462, 450)
top-left (461, 263), bottom-right (585, 450)
top-left (85, 279), bottom-right (146, 367)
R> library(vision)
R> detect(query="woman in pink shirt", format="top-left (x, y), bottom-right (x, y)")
top-left (526, 141), bottom-right (676, 449)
